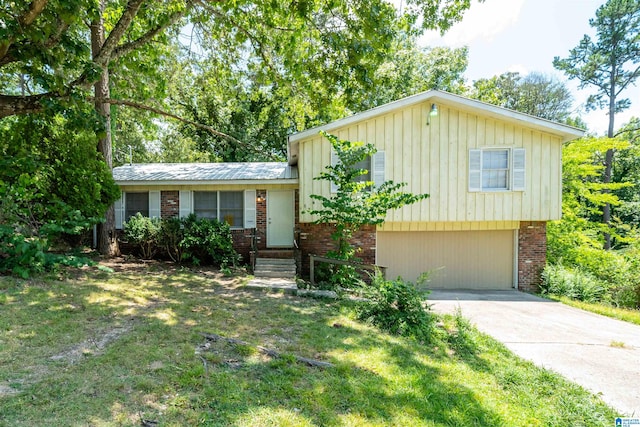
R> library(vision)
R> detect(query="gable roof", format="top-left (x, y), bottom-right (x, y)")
top-left (287, 89), bottom-right (585, 165)
top-left (113, 162), bottom-right (298, 185)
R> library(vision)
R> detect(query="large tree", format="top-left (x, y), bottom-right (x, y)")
top-left (470, 72), bottom-right (575, 123)
top-left (0, 0), bottom-right (479, 255)
top-left (553, 0), bottom-right (640, 249)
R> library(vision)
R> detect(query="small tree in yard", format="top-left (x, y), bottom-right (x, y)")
top-left (307, 131), bottom-right (429, 286)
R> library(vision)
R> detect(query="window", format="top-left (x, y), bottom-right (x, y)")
top-left (469, 148), bottom-right (525, 192)
top-left (125, 192), bottom-right (149, 220)
top-left (330, 150), bottom-right (385, 192)
top-left (482, 150), bottom-right (509, 190)
top-left (352, 156), bottom-right (372, 183)
top-left (192, 191), bottom-right (244, 227)
top-left (193, 191), bottom-right (217, 219)
top-left (220, 192), bottom-right (243, 227)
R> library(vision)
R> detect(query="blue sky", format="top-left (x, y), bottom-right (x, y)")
top-left (418, 0), bottom-right (640, 134)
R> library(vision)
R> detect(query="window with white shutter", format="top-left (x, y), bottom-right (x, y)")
top-left (114, 192), bottom-right (124, 229)
top-left (372, 151), bottom-right (385, 188)
top-left (244, 190), bottom-right (256, 229)
top-left (149, 191), bottom-right (161, 218)
top-left (330, 150), bottom-right (385, 192)
top-left (125, 192), bottom-right (149, 220)
top-left (179, 190), bottom-right (192, 218)
top-left (469, 148), bottom-right (526, 192)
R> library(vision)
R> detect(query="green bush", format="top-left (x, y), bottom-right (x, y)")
top-left (157, 217), bottom-right (185, 263)
top-left (122, 215), bottom-right (240, 268)
top-left (180, 214), bottom-right (239, 268)
top-left (0, 209), bottom-right (92, 279)
top-left (0, 225), bottom-right (49, 278)
top-left (540, 265), bottom-right (606, 303)
top-left (123, 213), bottom-right (161, 259)
top-left (356, 272), bottom-right (434, 342)
top-left (313, 262), bottom-right (364, 291)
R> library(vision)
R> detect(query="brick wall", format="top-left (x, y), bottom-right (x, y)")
top-left (232, 229), bottom-right (254, 263)
top-left (255, 190), bottom-right (267, 250)
top-left (518, 221), bottom-right (547, 293)
top-left (161, 191), bottom-right (179, 218)
top-left (297, 222), bottom-right (376, 279)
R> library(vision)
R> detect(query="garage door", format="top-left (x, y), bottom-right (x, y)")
top-left (376, 230), bottom-right (515, 289)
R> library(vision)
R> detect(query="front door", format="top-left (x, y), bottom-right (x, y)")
top-left (266, 190), bottom-right (295, 247)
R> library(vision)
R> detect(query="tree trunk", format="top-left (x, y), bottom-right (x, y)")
top-left (92, 1), bottom-right (120, 257)
top-left (603, 72), bottom-right (616, 250)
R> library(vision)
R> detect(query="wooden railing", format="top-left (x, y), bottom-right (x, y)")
top-left (309, 254), bottom-right (386, 287)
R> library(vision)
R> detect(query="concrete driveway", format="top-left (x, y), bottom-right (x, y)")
top-left (428, 290), bottom-right (640, 416)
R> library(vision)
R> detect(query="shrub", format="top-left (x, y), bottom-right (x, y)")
top-left (158, 217), bottom-right (185, 263)
top-left (123, 213), bottom-right (161, 259)
top-left (180, 215), bottom-right (239, 267)
top-left (0, 210), bottom-right (97, 278)
top-left (540, 265), bottom-right (606, 303)
top-left (356, 272), bottom-right (434, 342)
top-left (0, 225), bottom-right (49, 278)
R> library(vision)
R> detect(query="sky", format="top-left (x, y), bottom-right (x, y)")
top-left (417, 0), bottom-right (640, 135)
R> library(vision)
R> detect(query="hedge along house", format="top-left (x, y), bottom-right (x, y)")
top-left (288, 90), bottom-right (584, 291)
top-left (112, 162), bottom-right (299, 262)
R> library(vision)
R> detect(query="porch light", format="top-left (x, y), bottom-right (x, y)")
top-left (427, 103), bottom-right (438, 125)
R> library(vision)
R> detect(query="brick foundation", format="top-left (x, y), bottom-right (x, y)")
top-left (518, 221), bottom-right (547, 293)
top-left (297, 222), bottom-right (376, 279)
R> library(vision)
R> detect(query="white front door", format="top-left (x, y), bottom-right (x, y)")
top-left (266, 190), bottom-right (295, 247)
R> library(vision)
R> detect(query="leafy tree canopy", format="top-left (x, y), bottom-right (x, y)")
top-left (470, 72), bottom-right (575, 124)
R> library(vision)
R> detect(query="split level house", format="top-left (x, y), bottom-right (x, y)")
top-left (112, 90), bottom-right (584, 291)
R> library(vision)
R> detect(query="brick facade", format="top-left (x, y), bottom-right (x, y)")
top-left (232, 229), bottom-right (254, 263)
top-left (296, 222), bottom-right (376, 279)
top-left (161, 191), bottom-right (179, 218)
top-left (255, 190), bottom-right (267, 251)
top-left (518, 221), bottom-right (547, 293)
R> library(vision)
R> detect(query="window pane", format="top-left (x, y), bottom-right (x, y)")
top-left (352, 156), bottom-right (371, 183)
top-left (219, 191), bottom-right (243, 227)
top-left (482, 149), bottom-right (509, 190)
top-left (125, 192), bottom-right (149, 220)
top-left (194, 191), bottom-right (218, 219)
top-left (483, 150), bottom-right (508, 169)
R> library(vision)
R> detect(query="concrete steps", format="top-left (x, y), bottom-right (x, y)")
top-left (254, 257), bottom-right (296, 279)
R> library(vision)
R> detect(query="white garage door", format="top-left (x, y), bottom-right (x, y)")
top-left (377, 230), bottom-right (515, 289)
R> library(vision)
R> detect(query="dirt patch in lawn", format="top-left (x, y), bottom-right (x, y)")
top-left (49, 323), bottom-right (133, 365)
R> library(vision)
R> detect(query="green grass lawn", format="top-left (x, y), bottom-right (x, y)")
top-left (0, 259), bottom-right (617, 426)
top-left (546, 295), bottom-right (640, 326)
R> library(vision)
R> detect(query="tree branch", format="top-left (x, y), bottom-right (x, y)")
top-left (201, 333), bottom-right (334, 368)
top-left (93, 0), bottom-right (145, 65)
top-left (111, 2), bottom-right (193, 61)
top-left (19, 0), bottom-right (49, 26)
top-left (0, 0), bottom-right (49, 61)
top-left (0, 93), bottom-right (50, 118)
top-left (101, 97), bottom-right (278, 160)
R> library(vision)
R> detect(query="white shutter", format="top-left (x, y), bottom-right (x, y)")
top-left (372, 151), bottom-right (385, 188)
top-left (114, 192), bottom-right (124, 229)
top-left (244, 190), bottom-right (256, 228)
top-left (179, 190), bottom-right (192, 218)
top-left (469, 149), bottom-right (482, 192)
top-left (330, 149), bottom-right (339, 193)
top-left (512, 148), bottom-right (526, 191)
top-left (149, 191), bottom-right (161, 218)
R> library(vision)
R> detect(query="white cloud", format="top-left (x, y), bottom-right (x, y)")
top-left (506, 63), bottom-right (529, 75)
top-left (420, 0), bottom-right (526, 47)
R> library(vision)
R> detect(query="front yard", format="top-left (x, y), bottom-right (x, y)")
top-left (0, 260), bottom-right (616, 426)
